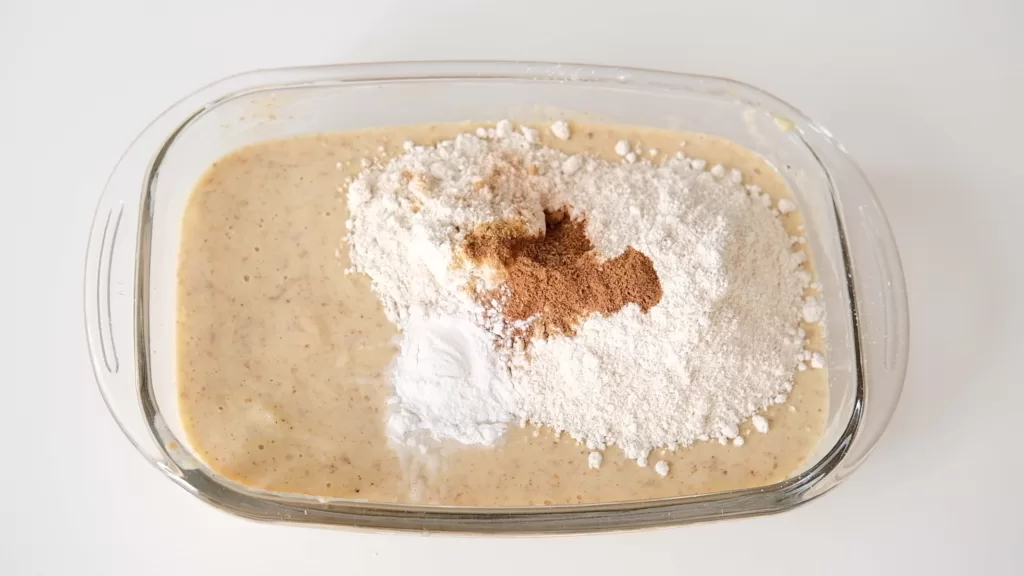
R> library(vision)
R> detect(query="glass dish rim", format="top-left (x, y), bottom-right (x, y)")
top-left (85, 59), bottom-right (907, 533)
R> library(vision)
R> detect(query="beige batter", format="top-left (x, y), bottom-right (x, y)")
top-left (177, 121), bottom-right (828, 506)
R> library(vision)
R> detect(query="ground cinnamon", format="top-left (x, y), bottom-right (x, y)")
top-left (463, 208), bottom-right (662, 338)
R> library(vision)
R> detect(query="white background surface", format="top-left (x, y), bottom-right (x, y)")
top-left (3, 0), bottom-right (1022, 574)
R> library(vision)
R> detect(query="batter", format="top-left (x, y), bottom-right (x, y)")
top-left (177, 122), bottom-right (827, 506)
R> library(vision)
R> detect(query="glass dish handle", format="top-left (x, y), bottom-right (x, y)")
top-left (85, 128), bottom-right (180, 473)
top-left (83, 72), bottom-right (265, 477)
top-left (822, 140), bottom-right (910, 481)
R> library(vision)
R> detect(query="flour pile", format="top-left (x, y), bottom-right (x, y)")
top-left (345, 121), bottom-right (821, 465)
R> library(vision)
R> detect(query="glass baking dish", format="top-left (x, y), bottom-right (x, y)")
top-left (84, 61), bottom-right (908, 533)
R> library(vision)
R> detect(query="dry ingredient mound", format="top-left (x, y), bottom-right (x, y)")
top-left (463, 209), bottom-right (662, 339)
top-left (345, 121), bottom-right (817, 464)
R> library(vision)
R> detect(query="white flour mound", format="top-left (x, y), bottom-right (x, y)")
top-left (345, 122), bottom-right (816, 463)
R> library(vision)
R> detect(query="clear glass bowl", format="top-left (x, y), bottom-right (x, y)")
top-left (84, 61), bottom-right (908, 533)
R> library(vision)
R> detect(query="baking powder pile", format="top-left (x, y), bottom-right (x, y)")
top-left (386, 315), bottom-right (515, 446)
top-left (345, 121), bottom-right (822, 465)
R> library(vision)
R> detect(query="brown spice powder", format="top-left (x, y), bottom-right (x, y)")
top-left (463, 209), bottom-right (662, 338)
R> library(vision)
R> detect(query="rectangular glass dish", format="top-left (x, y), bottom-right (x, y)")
top-left (85, 61), bottom-right (908, 533)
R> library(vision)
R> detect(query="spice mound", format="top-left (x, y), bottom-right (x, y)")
top-left (463, 209), bottom-right (662, 339)
top-left (344, 121), bottom-right (824, 466)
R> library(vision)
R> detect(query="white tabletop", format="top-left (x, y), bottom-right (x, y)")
top-left (4, 0), bottom-right (1022, 574)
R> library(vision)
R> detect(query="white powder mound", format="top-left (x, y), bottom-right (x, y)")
top-left (387, 315), bottom-right (516, 446)
top-left (346, 122), bottom-right (816, 462)
top-left (346, 135), bottom-right (551, 328)
top-left (504, 147), bottom-right (806, 461)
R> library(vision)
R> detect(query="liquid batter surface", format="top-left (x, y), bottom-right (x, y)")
top-left (177, 122), bottom-right (827, 505)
